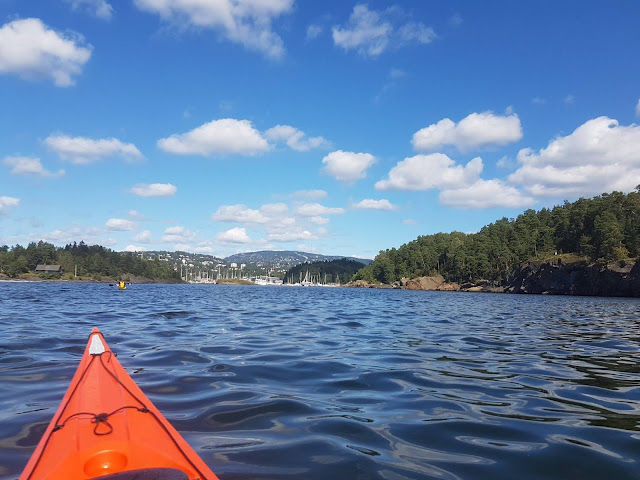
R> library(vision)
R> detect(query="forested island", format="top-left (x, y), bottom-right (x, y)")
top-left (0, 242), bottom-right (180, 282)
top-left (352, 190), bottom-right (640, 297)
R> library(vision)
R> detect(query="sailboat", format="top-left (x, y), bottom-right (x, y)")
top-left (301, 269), bottom-right (313, 287)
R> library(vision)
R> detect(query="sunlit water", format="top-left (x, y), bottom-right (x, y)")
top-left (0, 282), bottom-right (638, 479)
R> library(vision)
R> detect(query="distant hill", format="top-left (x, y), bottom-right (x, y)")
top-left (224, 250), bottom-right (372, 268)
top-left (142, 249), bottom-right (371, 277)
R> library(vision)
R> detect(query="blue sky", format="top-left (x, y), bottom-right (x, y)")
top-left (1, 1), bottom-right (640, 259)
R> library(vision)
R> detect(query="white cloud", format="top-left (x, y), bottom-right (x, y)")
top-left (158, 118), bottom-right (270, 156)
top-left (267, 229), bottom-right (315, 242)
top-left (403, 218), bottom-right (419, 225)
top-left (132, 230), bottom-right (153, 243)
top-left (353, 198), bottom-right (396, 210)
top-left (397, 22), bottom-right (436, 44)
top-left (67, 0), bottom-right (113, 20)
top-left (185, 241), bottom-right (217, 254)
top-left (295, 203), bottom-right (345, 217)
top-left (0, 196), bottom-right (20, 213)
top-left (496, 156), bottom-right (514, 169)
top-left (130, 183), bottom-right (177, 197)
top-left (412, 112), bottom-right (522, 152)
top-left (128, 210), bottom-right (146, 220)
top-left (162, 225), bottom-right (196, 243)
top-left (509, 116), bottom-right (640, 198)
top-left (449, 13), bottom-right (463, 27)
top-left (0, 18), bottom-right (92, 87)
top-left (46, 135), bottom-right (142, 164)
top-left (439, 179), bottom-right (534, 209)
top-left (290, 189), bottom-right (327, 200)
top-left (310, 216), bottom-right (329, 225)
top-left (322, 150), bottom-right (376, 183)
top-left (636, 99), bottom-right (640, 117)
top-left (260, 202), bottom-right (289, 217)
top-left (532, 97), bottom-right (546, 105)
top-left (124, 245), bottom-right (147, 252)
top-left (134, 0), bottom-right (293, 59)
top-left (216, 227), bottom-right (251, 243)
top-left (376, 154), bottom-right (483, 191)
top-left (332, 4), bottom-right (435, 57)
top-left (564, 94), bottom-right (576, 104)
top-left (4, 156), bottom-right (64, 177)
top-left (265, 125), bottom-right (330, 151)
top-left (212, 203), bottom-right (288, 224)
top-left (306, 24), bottom-right (322, 40)
top-left (106, 218), bottom-right (136, 231)
top-left (34, 226), bottom-right (113, 247)
top-left (389, 68), bottom-right (406, 80)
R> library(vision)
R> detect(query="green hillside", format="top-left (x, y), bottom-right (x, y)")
top-left (285, 258), bottom-right (366, 284)
top-left (0, 241), bottom-right (180, 281)
top-left (354, 190), bottom-right (640, 285)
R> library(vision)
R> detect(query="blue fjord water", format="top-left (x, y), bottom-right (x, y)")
top-left (0, 282), bottom-right (638, 479)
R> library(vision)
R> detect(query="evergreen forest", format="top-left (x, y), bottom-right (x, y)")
top-left (353, 190), bottom-right (640, 285)
top-left (0, 241), bottom-right (180, 281)
top-left (284, 258), bottom-right (366, 284)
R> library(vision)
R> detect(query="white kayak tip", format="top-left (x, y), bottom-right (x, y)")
top-left (89, 334), bottom-right (106, 355)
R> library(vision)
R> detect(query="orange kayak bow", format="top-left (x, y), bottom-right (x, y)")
top-left (20, 327), bottom-right (219, 480)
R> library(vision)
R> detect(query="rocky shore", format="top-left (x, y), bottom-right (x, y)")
top-left (348, 258), bottom-right (640, 297)
top-left (504, 258), bottom-right (640, 297)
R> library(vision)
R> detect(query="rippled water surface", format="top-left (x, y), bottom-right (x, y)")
top-left (1, 282), bottom-right (639, 479)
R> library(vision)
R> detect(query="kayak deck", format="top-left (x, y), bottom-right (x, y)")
top-left (20, 328), bottom-right (219, 480)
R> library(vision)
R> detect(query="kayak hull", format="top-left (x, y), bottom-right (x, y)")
top-left (20, 328), bottom-right (219, 480)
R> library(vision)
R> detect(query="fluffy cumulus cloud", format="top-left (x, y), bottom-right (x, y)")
top-left (295, 203), bottom-right (345, 217)
top-left (509, 117), bottom-right (640, 198)
top-left (132, 230), bottom-right (153, 243)
top-left (264, 125), bottom-right (330, 151)
top-left (105, 218), bottom-right (136, 231)
top-left (4, 156), bottom-right (64, 177)
top-left (332, 4), bottom-right (435, 57)
top-left (46, 135), bottom-right (142, 164)
top-left (267, 229), bottom-right (316, 242)
top-left (67, 0), bottom-right (114, 20)
top-left (158, 118), bottom-right (270, 156)
top-left (439, 179), bottom-right (534, 209)
top-left (212, 203), bottom-right (290, 225)
top-left (0, 196), bottom-right (20, 213)
top-left (0, 18), bottom-right (92, 86)
top-left (134, 0), bottom-right (293, 59)
top-left (322, 150), bottom-right (376, 183)
top-left (216, 227), bottom-right (251, 243)
top-left (376, 153), bottom-right (483, 191)
top-left (130, 183), bottom-right (177, 197)
top-left (353, 198), bottom-right (396, 210)
top-left (412, 112), bottom-right (523, 151)
top-left (162, 226), bottom-right (197, 243)
top-left (210, 200), bottom-right (343, 246)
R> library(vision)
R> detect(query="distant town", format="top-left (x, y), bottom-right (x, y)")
top-left (138, 250), bottom-right (371, 284)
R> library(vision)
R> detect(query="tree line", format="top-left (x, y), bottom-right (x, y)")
top-left (0, 241), bottom-right (180, 281)
top-left (353, 189), bottom-right (640, 285)
top-left (284, 258), bottom-right (366, 284)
